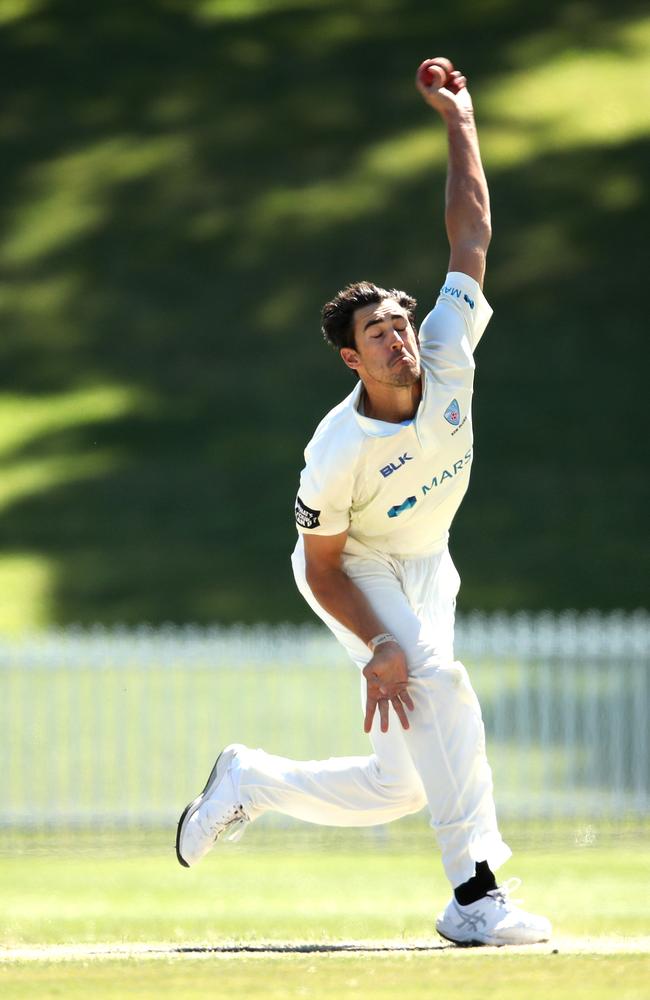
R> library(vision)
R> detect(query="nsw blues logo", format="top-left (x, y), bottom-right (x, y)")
top-left (444, 399), bottom-right (460, 427)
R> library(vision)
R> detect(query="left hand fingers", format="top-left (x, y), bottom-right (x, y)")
top-left (372, 692), bottom-right (414, 733)
top-left (378, 680), bottom-right (412, 704)
top-left (363, 691), bottom-right (379, 734)
top-left (391, 696), bottom-right (410, 730)
top-left (378, 698), bottom-right (389, 733)
top-left (400, 688), bottom-right (414, 712)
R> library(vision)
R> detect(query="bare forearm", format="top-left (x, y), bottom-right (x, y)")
top-left (305, 556), bottom-right (413, 733)
top-left (444, 109), bottom-right (491, 249)
top-left (306, 566), bottom-right (386, 648)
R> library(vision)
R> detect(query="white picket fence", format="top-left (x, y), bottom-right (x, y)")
top-left (2, 611), bottom-right (648, 831)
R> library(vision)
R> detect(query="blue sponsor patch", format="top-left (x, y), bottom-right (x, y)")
top-left (444, 399), bottom-right (461, 426)
top-left (441, 285), bottom-right (475, 309)
top-left (387, 496), bottom-right (417, 519)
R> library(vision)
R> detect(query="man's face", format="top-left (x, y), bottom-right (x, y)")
top-left (341, 298), bottom-right (421, 387)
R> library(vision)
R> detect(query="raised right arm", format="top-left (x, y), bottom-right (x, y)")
top-left (415, 59), bottom-right (492, 288)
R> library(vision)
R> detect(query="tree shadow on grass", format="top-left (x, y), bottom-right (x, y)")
top-left (0, 0), bottom-right (647, 622)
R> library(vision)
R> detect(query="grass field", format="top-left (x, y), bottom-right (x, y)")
top-left (1, 832), bottom-right (648, 998)
top-left (2, 954), bottom-right (649, 1000)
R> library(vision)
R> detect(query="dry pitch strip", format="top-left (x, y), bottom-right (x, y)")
top-left (2, 937), bottom-right (649, 962)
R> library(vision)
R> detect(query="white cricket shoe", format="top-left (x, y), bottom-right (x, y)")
top-left (436, 879), bottom-right (551, 946)
top-left (176, 744), bottom-right (250, 868)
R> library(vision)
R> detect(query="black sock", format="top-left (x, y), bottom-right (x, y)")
top-left (454, 861), bottom-right (498, 906)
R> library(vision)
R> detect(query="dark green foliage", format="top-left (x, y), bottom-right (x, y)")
top-left (0, 0), bottom-right (647, 622)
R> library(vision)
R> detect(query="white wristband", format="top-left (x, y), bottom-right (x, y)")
top-left (368, 632), bottom-right (397, 652)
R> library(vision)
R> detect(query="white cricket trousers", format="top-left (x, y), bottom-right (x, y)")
top-left (235, 537), bottom-right (511, 888)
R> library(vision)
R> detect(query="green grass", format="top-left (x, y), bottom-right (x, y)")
top-left (1, 839), bottom-right (648, 944)
top-left (1, 955), bottom-right (649, 1000)
top-left (1, 838), bottom-right (648, 998)
top-left (0, 387), bottom-right (147, 630)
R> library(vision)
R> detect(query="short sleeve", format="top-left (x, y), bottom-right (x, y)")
top-left (294, 439), bottom-right (353, 537)
top-left (418, 272), bottom-right (493, 377)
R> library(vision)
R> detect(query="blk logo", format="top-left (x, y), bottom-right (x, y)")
top-left (380, 453), bottom-right (413, 478)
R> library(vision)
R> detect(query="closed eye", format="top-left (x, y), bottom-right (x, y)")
top-left (363, 311), bottom-right (409, 335)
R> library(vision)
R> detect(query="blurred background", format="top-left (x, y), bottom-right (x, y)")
top-left (1, 0), bottom-right (648, 629)
top-left (1, 1), bottom-right (649, 846)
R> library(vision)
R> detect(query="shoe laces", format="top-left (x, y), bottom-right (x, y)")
top-left (222, 806), bottom-right (249, 842)
top-left (486, 877), bottom-right (523, 910)
top-left (201, 803), bottom-right (249, 842)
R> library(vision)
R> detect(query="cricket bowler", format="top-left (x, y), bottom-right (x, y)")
top-left (176, 57), bottom-right (552, 947)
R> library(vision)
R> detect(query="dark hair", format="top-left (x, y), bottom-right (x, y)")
top-left (321, 282), bottom-right (417, 350)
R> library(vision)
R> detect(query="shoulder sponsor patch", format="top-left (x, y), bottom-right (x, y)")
top-left (440, 284), bottom-right (475, 310)
top-left (295, 496), bottom-right (321, 529)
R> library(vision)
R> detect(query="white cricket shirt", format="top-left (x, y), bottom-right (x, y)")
top-left (294, 272), bottom-right (492, 557)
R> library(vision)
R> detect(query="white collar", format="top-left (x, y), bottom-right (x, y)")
top-left (350, 381), bottom-right (416, 438)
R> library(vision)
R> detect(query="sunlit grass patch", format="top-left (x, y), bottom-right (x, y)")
top-left (0, 0), bottom-right (44, 26)
top-left (0, 385), bottom-right (154, 629)
top-left (1, 137), bottom-right (189, 266)
top-left (0, 842), bottom-right (647, 945)
top-left (482, 16), bottom-right (650, 161)
top-left (0, 385), bottom-right (146, 511)
top-left (1, 955), bottom-right (649, 1000)
top-left (0, 555), bottom-right (53, 631)
top-left (0, 385), bottom-right (140, 454)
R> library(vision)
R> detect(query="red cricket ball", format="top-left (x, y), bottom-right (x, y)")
top-left (417, 57), bottom-right (454, 88)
